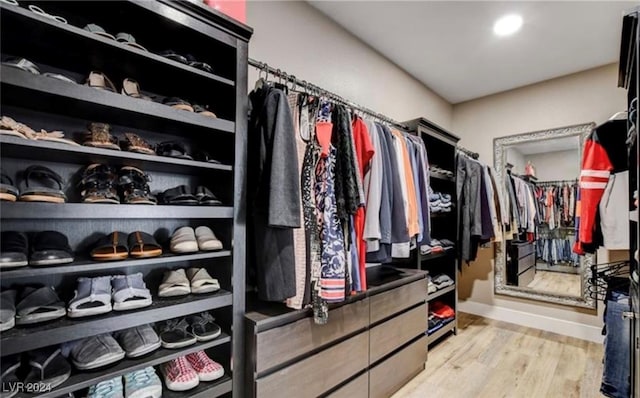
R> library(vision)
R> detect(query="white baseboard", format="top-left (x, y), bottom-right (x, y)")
top-left (458, 301), bottom-right (603, 343)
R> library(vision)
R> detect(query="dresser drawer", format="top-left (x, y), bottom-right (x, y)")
top-left (326, 372), bottom-right (368, 398)
top-left (511, 241), bottom-right (534, 259)
top-left (370, 336), bottom-right (427, 398)
top-left (517, 264), bottom-right (536, 287)
top-left (256, 331), bottom-right (369, 398)
top-left (370, 305), bottom-right (426, 363)
top-left (370, 279), bottom-right (426, 324)
top-left (517, 252), bottom-right (535, 274)
top-left (255, 297), bottom-right (369, 373)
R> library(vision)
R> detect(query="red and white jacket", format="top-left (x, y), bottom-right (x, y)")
top-left (574, 120), bottom-right (628, 254)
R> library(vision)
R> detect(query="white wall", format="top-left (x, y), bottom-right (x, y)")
top-left (525, 149), bottom-right (580, 181)
top-left (452, 63), bottom-right (627, 340)
top-left (506, 147), bottom-right (526, 175)
top-left (246, 1), bottom-right (453, 128)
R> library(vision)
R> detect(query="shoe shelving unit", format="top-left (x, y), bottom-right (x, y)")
top-left (404, 118), bottom-right (460, 347)
top-left (0, 1), bottom-right (252, 397)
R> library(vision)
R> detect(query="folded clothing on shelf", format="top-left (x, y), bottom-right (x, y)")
top-left (428, 301), bottom-right (456, 335)
top-left (431, 274), bottom-right (454, 290)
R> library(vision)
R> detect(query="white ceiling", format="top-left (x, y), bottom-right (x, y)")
top-left (308, 1), bottom-right (633, 103)
top-left (510, 136), bottom-right (580, 155)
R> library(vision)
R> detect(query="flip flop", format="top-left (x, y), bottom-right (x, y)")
top-left (91, 231), bottom-right (129, 261)
top-left (15, 286), bottom-right (66, 325)
top-left (128, 231), bottom-right (162, 258)
top-left (24, 347), bottom-right (71, 390)
top-left (29, 231), bottom-right (74, 266)
top-left (0, 231), bottom-right (28, 268)
top-left (19, 165), bottom-right (67, 203)
top-left (115, 32), bottom-right (148, 52)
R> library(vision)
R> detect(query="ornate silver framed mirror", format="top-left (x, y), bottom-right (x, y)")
top-left (493, 122), bottom-right (597, 308)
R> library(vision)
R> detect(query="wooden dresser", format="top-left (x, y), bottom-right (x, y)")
top-left (245, 269), bottom-right (428, 397)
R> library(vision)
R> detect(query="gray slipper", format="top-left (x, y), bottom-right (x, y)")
top-left (159, 318), bottom-right (196, 349)
top-left (67, 276), bottom-right (112, 318)
top-left (115, 324), bottom-right (161, 358)
top-left (111, 273), bottom-right (152, 311)
top-left (66, 334), bottom-right (125, 370)
top-left (24, 347), bottom-right (71, 389)
top-left (15, 286), bottom-right (65, 325)
top-left (0, 290), bottom-right (17, 331)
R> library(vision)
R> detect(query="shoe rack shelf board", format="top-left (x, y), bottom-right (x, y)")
top-left (0, 136), bottom-right (233, 175)
top-left (427, 285), bottom-right (455, 302)
top-left (19, 334), bottom-right (231, 398)
top-left (1, 67), bottom-right (235, 137)
top-left (0, 3), bottom-right (236, 88)
top-left (404, 117), bottom-right (461, 349)
top-left (162, 375), bottom-right (233, 398)
top-left (1, 202), bottom-right (234, 219)
top-left (0, 251), bottom-right (232, 280)
top-left (1, 291), bottom-right (232, 356)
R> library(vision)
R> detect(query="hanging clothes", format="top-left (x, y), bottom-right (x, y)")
top-left (247, 84), bottom-right (301, 302)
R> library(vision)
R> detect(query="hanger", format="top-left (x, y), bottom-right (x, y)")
top-left (254, 62), bottom-right (268, 91)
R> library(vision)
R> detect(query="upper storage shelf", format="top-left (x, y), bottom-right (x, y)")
top-left (0, 67), bottom-right (235, 137)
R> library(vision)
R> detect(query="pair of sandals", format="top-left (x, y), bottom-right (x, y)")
top-left (1, 286), bottom-right (66, 331)
top-left (155, 141), bottom-right (223, 165)
top-left (158, 313), bottom-right (221, 349)
top-left (0, 230), bottom-right (74, 269)
top-left (1, 166), bottom-right (67, 203)
top-left (159, 50), bottom-right (214, 74)
top-left (161, 185), bottom-right (222, 206)
top-left (80, 164), bottom-right (156, 205)
top-left (90, 231), bottom-right (162, 261)
top-left (83, 122), bottom-right (155, 156)
top-left (158, 268), bottom-right (220, 298)
top-left (86, 71), bottom-right (217, 118)
top-left (2, 57), bottom-right (77, 83)
top-left (170, 226), bottom-right (223, 254)
top-left (0, 115), bottom-right (79, 146)
top-left (84, 24), bottom-right (147, 52)
top-left (67, 273), bottom-right (152, 318)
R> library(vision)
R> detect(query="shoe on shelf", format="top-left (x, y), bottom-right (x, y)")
top-left (0, 355), bottom-right (20, 398)
top-left (124, 367), bottom-right (162, 398)
top-left (83, 122), bottom-right (120, 151)
top-left (115, 324), bottom-right (161, 358)
top-left (117, 167), bottom-right (156, 205)
top-left (127, 231), bottom-right (162, 259)
top-left (18, 165), bottom-right (67, 204)
top-left (0, 290), bottom-right (16, 331)
top-left (80, 164), bottom-right (120, 204)
top-left (195, 226), bottom-right (223, 251)
top-left (121, 133), bottom-right (155, 155)
top-left (158, 269), bottom-right (191, 297)
top-left (23, 347), bottom-right (71, 391)
top-left (161, 356), bottom-right (199, 391)
top-left (0, 231), bottom-right (28, 269)
top-left (1, 173), bottom-right (19, 202)
top-left (29, 231), bottom-right (74, 266)
top-left (15, 286), bottom-right (65, 325)
top-left (159, 318), bottom-right (197, 349)
top-left (67, 276), bottom-right (113, 318)
top-left (66, 334), bottom-right (125, 370)
top-left (86, 376), bottom-right (124, 398)
top-left (186, 268), bottom-right (220, 295)
top-left (111, 273), bottom-right (152, 311)
top-left (187, 312), bottom-right (222, 341)
top-left (185, 351), bottom-right (224, 382)
top-left (170, 227), bottom-right (199, 253)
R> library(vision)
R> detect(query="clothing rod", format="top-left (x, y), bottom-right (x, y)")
top-left (535, 179), bottom-right (578, 185)
top-left (248, 57), bottom-right (408, 130)
top-left (457, 146), bottom-right (479, 159)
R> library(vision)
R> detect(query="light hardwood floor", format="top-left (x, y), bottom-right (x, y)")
top-left (392, 313), bottom-right (606, 398)
top-left (527, 270), bottom-right (582, 297)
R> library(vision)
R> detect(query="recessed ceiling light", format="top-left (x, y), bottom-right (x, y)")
top-left (493, 14), bottom-right (523, 37)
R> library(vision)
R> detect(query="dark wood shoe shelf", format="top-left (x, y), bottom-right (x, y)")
top-left (404, 118), bottom-right (460, 347)
top-left (0, 1), bottom-right (252, 397)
